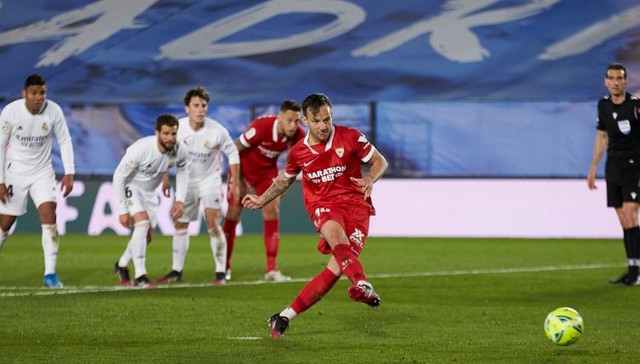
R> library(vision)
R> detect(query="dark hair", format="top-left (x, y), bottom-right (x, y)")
top-left (301, 93), bottom-right (332, 117)
top-left (280, 99), bottom-right (301, 113)
top-left (606, 63), bottom-right (627, 78)
top-left (155, 114), bottom-right (179, 131)
top-left (24, 74), bottom-right (46, 89)
top-left (183, 86), bottom-right (210, 106)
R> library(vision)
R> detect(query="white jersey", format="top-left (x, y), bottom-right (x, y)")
top-left (113, 136), bottom-right (189, 215)
top-left (0, 99), bottom-right (75, 182)
top-left (178, 117), bottom-right (239, 185)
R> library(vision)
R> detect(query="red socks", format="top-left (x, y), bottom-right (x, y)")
top-left (291, 268), bottom-right (340, 314)
top-left (223, 218), bottom-right (238, 271)
top-left (224, 219), bottom-right (280, 272)
top-left (331, 244), bottom-right (367, 284)
top-left (264, 219), bottom-right (279, 272)
top-left (287, 245), bottom-right (367, 315)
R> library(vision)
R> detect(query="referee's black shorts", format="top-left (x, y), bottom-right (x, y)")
top-left (606, 156), bottom-right (640, 207)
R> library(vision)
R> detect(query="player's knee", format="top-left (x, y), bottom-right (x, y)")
top-left (225, 205), bottom-right (243, 221)
top-left (38, 211), bottom-right (56, 224)
top-left (208, 226), bottom-right (222, 237)
top-left (134, 220), bottom-right (150, 229)
top-left (262, 207), bottom-right (279, 220)
top-left (175, 221), bottom-right (189, 230)
top-left (0, 216), bottom-right (16, 232)
top-left (37, 202), bottom-right (57, 223)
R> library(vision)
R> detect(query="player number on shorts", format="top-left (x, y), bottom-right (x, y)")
top-left (125, 187), bottom-right (132, 198)
top-left (6, 185), bottom-right (13, 197)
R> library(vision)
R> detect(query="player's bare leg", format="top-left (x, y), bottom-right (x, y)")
top-left (0, 214), bottom-right (16, 253)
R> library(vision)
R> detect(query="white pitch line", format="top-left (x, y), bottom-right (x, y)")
top-left (370, 263), bottom-right (622, 278)
top-left (227, 337), bottom-right (263, 340)
top-left (0, 263), bottom-right (621, 298)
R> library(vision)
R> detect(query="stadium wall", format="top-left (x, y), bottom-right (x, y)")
top-left (32, 100), bottom-right (599, 179)
top-left (13, 178), bottom-right (618, 239)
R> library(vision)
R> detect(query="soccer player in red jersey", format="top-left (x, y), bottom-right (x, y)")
top-left (223, 100), bottom-right (305, 282)
top-left (242, 93), bottom-right (389, 338)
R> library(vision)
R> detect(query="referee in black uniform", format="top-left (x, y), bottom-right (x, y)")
top-left (588, 63), bottom-right (640, 286)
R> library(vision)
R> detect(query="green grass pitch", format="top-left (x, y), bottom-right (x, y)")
top-left (1, 234), bottom-right (639, 363)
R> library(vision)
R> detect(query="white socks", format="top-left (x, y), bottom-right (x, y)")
top-left (118, 247), bottom-right (132, 268)
top-left (119, 221), bottom-right (150, 279)
top-left (280, 307), bottom-right (297, 321)
top-left (41, 224), bottom-right (59, 275)
top-left (172, 229), bottom-right (189, 272)
top-left (209, 228), bottom-right (227, 274)
top-left (0, 227), bottom-right (7, 253)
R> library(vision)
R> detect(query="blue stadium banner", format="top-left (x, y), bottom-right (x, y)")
top-left (0, 0), bottom-right (639, 104)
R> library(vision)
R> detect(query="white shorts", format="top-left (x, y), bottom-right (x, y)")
top-left (177, 178), bottom-right (223, 223)
top-left (126, 184), bottom-right (160, 228)
top-left (0, 170), bottom-right (57, 216)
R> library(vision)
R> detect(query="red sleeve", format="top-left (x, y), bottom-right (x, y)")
top-left (349, 128), bottom-right (374, 161)
top-left (240, 117), bottom-right (270, 148)
top-left (284, 145), bottom-right (301, 178)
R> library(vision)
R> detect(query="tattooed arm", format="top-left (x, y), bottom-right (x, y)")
top-left (242, 171), bottom-right (296, 210)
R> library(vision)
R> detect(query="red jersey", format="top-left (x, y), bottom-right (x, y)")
top-left (284, 125), bottom-right (376, 217)
top-left (238, 115), bottom-right (305, 184)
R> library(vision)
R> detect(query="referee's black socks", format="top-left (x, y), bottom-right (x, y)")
top-left (623, 226), bottom-right (640, 275)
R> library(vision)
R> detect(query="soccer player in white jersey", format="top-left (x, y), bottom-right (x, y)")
top-left (112, 114), bottom-right (189, 288)
top-left (156, 87), bottom-right (240, 285)
top-left (0, 74), bottom-right (75, 288)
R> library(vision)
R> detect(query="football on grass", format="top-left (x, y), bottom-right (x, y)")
top-left (544, 307), bottom-right (584, 346)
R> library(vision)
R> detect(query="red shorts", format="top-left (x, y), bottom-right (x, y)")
top-left (313, 204), bottom-right (371, 256)
top-left (226, 168), bottom-right (277, 206)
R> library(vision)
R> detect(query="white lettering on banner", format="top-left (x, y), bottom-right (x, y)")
top-left (158, 0), bottom-right (365, 60)
top-left (87, 182), bottom-right (130, 235)
top-left (55, 181), bottom-right (84, 235)
top-left (0, 1), bottom-right (634, 70)
top-left (538, 4), bottom-right (640, 60)
top-left (0, 0), bottom-right (157, 67)
top-left (352, 0), bottom-right (560, 63)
